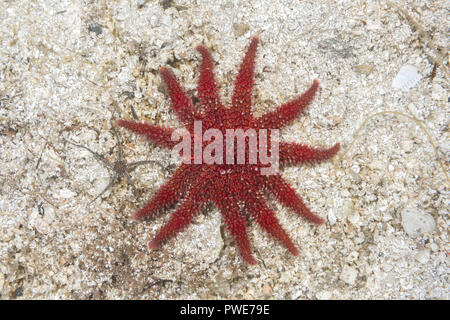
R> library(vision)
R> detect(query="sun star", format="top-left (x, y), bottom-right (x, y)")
top-left (117, 36), bottom-right (340, 264)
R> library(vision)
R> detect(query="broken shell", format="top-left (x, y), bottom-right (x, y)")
top-left (392, 65), bottom-right (422, 92)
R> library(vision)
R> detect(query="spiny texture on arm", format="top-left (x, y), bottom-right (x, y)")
top-left (279, 142), bottom-right (340, 166)
top-left (243, 192), bottom-right (299, 256)
top-left (263, 174), bottom-right (325, 225)
top-left (116, 120), bottom-right (176, 149)
top-left (196, 45), bottom-right (224, 116)
top-left (148, 185), bottom-right (205, 250)
top-left (255, 79), bottom-right (319, 129)
top-left (159, 67), bottom-right (200, 130)
top-left (132, 164), bottom-right (203, 220)
top-left (215, 198), bottom-right (256, 265)
top-left (232, 36), bottom-right (258, 120)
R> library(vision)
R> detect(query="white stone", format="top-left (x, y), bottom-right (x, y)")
top-left (340, 265), bottom-right (358, 285)
top-left (392, 65), bottom-right (422, 92)
top-left (347, 211), bottom-right (360, 225)
top-left (0, 272), bottom-right (4, 290)
top-left (328, 209), bottom-right (337, 225)
top-left (58, 188), bottom-right (77, 199)
top-left (342, 201), bottom-right (354, 219)
top-left (316, 290), bottom-right (332, 300)
top-left (401, 207), bottom-right (436, 238)
top-left (430, 243), bottom-right (439, 252)
top-left (368, 160), bottom-right (385, 171)
top-left (415, 249), bottom-right (430, 264)
top-left (401, 140), bottom-right (414, 153)
top-left (431, 83), bottom-right (445, 101)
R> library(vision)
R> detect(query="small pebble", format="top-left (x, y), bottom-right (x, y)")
top-left (342, 201), bottom-right (354, 219)
top-left (401, 140), bottom-right (414, 153)
top-left (347, 210), bottom-right (360, 225)
top-left (368, 160), bottom-right (385, 171)
top-left (88, 23), bottom-right (102, 36)
top-left (415, 249), bottom-right (430, 264)
top-left (401, 207), bottom-right (436, 238)
top-left (59, 188), bottom-right (77, 199)
top-left (431, 83), bottom-right (445, 101)
top-left (316, 290), bottom-right (332, 300)
top-left (328, 209), bottom-right (337, 225)
top-left (0, 272), bottom-right (4, 290)
top-left (340, 265), bottom-right (358, 285)
top-left (354, 63), bottom-right (374, 75)
top-left (233, 23), bottom-right (250, 37)
top-left (262, 284), bottom-right (273, 297)
top-left (392, 65), bottom-right (422, 92)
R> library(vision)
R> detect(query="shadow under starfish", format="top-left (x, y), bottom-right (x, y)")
top-left (65, 121), bottom-right (163, 203)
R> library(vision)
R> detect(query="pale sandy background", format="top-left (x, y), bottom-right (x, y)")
top-left (0, 0), bottom-right (448, 299)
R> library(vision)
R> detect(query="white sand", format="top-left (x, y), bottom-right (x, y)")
top-left (0, 0), bottom-right (448, 299)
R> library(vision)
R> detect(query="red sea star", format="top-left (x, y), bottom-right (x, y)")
top-left (117, 36), bottom-right (340, 264)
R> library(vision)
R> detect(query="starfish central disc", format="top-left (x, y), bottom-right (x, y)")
top-left (117, 36), bottom-right (340, 264)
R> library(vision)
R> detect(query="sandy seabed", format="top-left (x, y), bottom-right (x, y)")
top-left (0, 0), bottom-right (448, 299)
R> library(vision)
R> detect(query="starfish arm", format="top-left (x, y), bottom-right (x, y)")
top-left (215, 198), bottom-right (257, 265)
top-left (116, 120), bottom-right (177, 149)
top-left (243, 192), bottom-right (299, 256)
top-left (263, 174), bottom-right (324, 224)
top-left (255, 79), bottom-right (319, 129)
top-left (159, 67), bottom-right (200, 130)
top-left (196, 45), bottom-right (224, 115)
top-left (232, 37), bottom-right (259, 119)
top-left (148, 180), bottom-right (206, 250)
top-left (133, 164), bottom-right (200, 220)
top-left (279, 142), bottom-right (340, 166)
